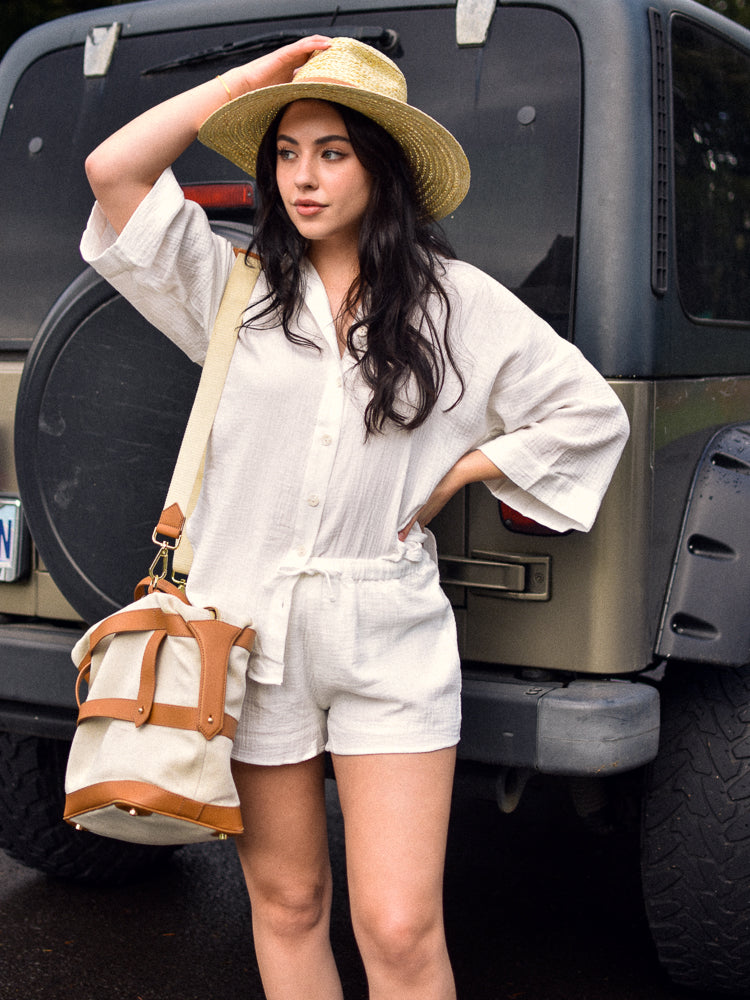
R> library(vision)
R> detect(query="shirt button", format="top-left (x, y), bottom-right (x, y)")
top-left (335, 376), bottom-right (343, 388)
top-left (307, 494), bottom-right (320, 507)
top-left (321, 434), bottom-right (333, 447)
top-left (296, 546), bottom-right (306, 557)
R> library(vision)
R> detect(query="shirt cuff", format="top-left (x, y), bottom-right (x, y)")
top-left (478, 438), bottom-right (603, 533)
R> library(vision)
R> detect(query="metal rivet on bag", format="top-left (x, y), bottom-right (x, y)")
top-left (74, 823), bottom-right (84, 831)
top-left (129, 808), bottom-right (138, 816)
top-left (207, 715), bottom-right (214, 724)
top-left (138, 706), bottom-right (144, 714)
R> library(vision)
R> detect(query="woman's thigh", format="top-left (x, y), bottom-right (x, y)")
top-left (331, 748), bottom-right (456, 937)
top-left (231, 754), bottom-right (331, 904)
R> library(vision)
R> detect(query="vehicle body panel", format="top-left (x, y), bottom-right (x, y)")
top-left (0, 0), bottom-right (747, 755)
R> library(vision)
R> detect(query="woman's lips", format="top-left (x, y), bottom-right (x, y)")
top-left (294, 201), bottom-right (326, 216)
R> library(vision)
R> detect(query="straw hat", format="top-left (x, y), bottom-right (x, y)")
top-left (198, 37), bottom-right (470, 220)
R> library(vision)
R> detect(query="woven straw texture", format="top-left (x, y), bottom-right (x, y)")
top-left (198, 37), bottom-right (470, 220)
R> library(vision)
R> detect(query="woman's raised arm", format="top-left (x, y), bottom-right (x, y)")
top-left (85, 35), bottom-right (331, 234)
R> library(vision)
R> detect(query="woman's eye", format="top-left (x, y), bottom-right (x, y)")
top-left (277, 148), bottom-right (295, 160)
top-left (322, 149), bottom-right (345, 160)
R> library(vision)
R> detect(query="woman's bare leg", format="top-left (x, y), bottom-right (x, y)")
top-left (232, 755), bottom-right (343, 1000)
top-left (332, 747), bottom-right (457, 1000)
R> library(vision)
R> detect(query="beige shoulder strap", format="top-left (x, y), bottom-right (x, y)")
top-left (153, 252), bottom-right (261, 579)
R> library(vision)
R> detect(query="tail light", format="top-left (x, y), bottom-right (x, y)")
top-left (499, 501), bottom-right (568, 537)
top-left (181, 182), bottom-right (255, 211)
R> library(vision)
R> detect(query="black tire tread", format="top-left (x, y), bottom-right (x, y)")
top-left (641, 662), bottom-right (750, 995)
top-left (0, 731), bottom-right (173, 883)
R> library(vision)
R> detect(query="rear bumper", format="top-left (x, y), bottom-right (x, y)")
top-left (0, 623), bottom-right (81, 738)
top-left (0, 624), bottom-right (662, 768)
top-left (459, 670), bottom-right (660, 776)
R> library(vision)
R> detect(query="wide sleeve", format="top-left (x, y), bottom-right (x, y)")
top-left (79, 167), bottom-right (235, 364)
top-left (452, 266), bottom-right (630, 533)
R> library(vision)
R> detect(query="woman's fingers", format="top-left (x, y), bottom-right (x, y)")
top-left (397, 451), bottom-right (506, 543)
top-left (241, 35), bottom-right (332, 90)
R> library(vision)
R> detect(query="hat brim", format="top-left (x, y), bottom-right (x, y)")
top-left (198, 81), bottom-right (470, 220)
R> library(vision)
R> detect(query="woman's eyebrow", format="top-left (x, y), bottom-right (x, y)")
top-left (314, 134), bottom-right (351, 145)
top-left (276, 133), bottom-right (351, 145)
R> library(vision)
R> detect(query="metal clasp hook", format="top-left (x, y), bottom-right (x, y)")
top-left (148, 542), bottom-right (170, 586)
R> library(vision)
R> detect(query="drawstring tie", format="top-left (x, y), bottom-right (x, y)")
top-left (278, 565), bottom-right (342, 603)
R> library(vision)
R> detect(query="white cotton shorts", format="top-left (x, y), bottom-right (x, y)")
top-left (231, 554), bottom-right (462, 765)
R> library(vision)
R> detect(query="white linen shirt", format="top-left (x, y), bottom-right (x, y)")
top-left (81, 168), bottom-right (629, 683)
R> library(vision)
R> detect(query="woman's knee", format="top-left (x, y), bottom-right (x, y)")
top-left (354, 902), bottom-right (445, 975)
top-left (250, 872), bottom-right (332, 941)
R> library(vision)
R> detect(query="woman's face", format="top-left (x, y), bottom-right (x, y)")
top-left (275, 100), bottom-right (373, 252)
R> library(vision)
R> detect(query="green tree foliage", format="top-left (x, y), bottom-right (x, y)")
top-left (1, 1), bottom-right (122, 59)
top-left (697, 0), bottom-right (750, 27)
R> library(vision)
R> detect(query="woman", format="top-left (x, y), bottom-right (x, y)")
top-left (81, 36), bottom-right (629, 1000)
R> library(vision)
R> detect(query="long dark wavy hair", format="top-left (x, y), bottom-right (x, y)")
top-left (246, 100), bottom-right (464, 435)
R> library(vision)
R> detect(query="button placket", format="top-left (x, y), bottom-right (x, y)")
top-left (264, 264), bottom-right (348, 672)
top-left (288, 364), bottom-right (343, 563)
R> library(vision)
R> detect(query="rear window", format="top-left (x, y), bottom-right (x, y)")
top-left (0, 7), bottom-right (581, 346)
top-left (672, 16), bottom-right (750, 324)
top-left (423, 8), bottom-right (581, 337)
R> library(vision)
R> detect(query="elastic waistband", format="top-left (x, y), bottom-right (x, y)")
top-left (302, 551), bottom-right (434, 583)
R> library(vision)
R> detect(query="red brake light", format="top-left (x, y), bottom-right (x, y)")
top-left (499, 501), bottom-right (567, 536)
top-left (181, 182), bottom-right (255, 210)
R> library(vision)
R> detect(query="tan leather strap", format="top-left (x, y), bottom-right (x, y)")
top-left (189, 618), bottom-right (239, 738)
top-left (63, 780), bottom-right (244, 835)
top-left (75, 662), bottom-right (91, 708)
top-left (76, 698), bottom-right (239, 740)
top-left (85, 606), bottom-right (255, 657)
top-left (153, 502), bottom-right (185, 543)
top-left (157, 253), bottom-right (261, 576)
top-left (135, 631), bottom-right (164, 726)
top-left (133, 577), bottom-right (191, 602)
top-left (75, 610), bottom-right (256, 717)
top-left (77, 609), bottom-right (196, 681)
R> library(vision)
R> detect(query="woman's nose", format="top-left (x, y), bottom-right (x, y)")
top-left (294, 154), bottom-right (317, 188)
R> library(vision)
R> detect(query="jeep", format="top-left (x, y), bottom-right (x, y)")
top-left (0, 0), bottom-right (748, 993)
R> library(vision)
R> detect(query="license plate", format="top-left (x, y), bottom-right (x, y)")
top-left (0, 497), bottom-right (30, 582)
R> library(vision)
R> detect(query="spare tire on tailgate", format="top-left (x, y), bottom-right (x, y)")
top-left (14, 223), bottom-right (250, 626)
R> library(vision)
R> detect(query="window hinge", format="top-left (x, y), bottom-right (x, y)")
top-left (84, 23), bottom-right (121, 78)
top-left (456, 0), bottom-right (496, 47)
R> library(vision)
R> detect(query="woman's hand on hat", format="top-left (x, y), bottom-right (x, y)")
top-left (231, 35), bottom-right (332, 97)
top-left (397, 451), bottom-right (506, 541)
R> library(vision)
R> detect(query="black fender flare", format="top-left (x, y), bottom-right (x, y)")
top-left (656, 422), bottom-right (750, 666)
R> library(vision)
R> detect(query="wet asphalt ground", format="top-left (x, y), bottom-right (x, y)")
top-left (0, 776), bottom-right (727, 1000)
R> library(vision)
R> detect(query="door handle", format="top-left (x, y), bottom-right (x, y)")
top-left (438, 550), bottom-right (550, 601)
